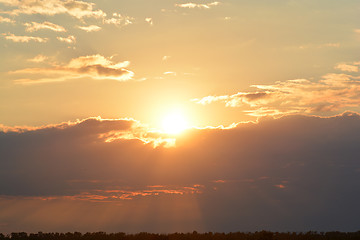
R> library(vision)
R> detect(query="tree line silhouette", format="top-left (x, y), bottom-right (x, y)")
top-left (2, 231), bottom-right (360, 240)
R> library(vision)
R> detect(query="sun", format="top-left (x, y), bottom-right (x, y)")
top-left (161, 110), bottom-right (188, 134)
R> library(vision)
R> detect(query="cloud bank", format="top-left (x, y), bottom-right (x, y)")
top-left (1, 113), bottom-right (360, 232)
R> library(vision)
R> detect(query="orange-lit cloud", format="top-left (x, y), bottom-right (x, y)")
top-left (103, 13), bottom-right (133, 27)
top-left (175, 2), bottom-right (220, 9)
top-left (75, 185), bottom-right (203, 201)
top-left (18, 185), bottom-right (203, 202)
top-left (193, 92), bottom-right (270, 107)
top-left (162, 55), bottom-right (171, 61)
top-left (145, 17), bottom-right (153, 26)
top-left (27, 54), bottom-right (48, 63)
top-left (193, 62), bottom-right (360, 117)
top-left (297, 42), bottom-right (340, 49)
top-left (213, 180), bottom-right (226, 183)
top-left (0, 0), bottom-right (106, 19)
top-left (2, 32), bottom-right (48, 42)
top-left (10, 54), bottom-right (134, 84)
top-left (335, 63), bottom-right (359, 72)
top-left (24, 21), bottom-right (66, 32)
top-left (57, 35), bottom-right (76, 44)
top-left (76, 25), bottom-right (101, 32)
top-left (0, 15), bottom-right (14, 23)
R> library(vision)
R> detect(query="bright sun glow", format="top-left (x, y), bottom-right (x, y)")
top-left (162, 110), bottom-right (188, 134)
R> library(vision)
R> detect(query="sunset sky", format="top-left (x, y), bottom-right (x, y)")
top-left (1, 0), bottom-right (360, 234)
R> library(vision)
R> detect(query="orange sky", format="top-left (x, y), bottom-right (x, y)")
top-left (1, 0), bottom-right (360, 233)
top-left (0, 0), bottom-right (360, 129)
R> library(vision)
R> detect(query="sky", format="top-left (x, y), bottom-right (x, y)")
top-left (1, 0), bottom-right (360, 233)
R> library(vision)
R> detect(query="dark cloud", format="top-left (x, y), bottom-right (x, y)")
top-left (1, 113), bottom-right (360, 232)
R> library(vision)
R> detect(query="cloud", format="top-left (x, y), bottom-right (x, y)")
top-left (162, 56), bottom-right (171, 61)
top-left (322, 42), bottom-right (340, 48)
top-left (192, 95), bottom-right (228, 105)
top-left (0, 0), bottom-right (106, 19)
top-left (193, 61), bottom-right (360, 117)
top-left (163, 71), bottom-right (177, 76)
top-left (23, 184), bottom-right (204, 202)
top-left (193, 92), bottom-right (270, 107)
top-left (1, 113), bottom-right (360, 232)
top-left (2, 32), bottom-right (48, 42)
top-left (335, 63), bottom-right (359, 72)
top-left (57, 35), bottom-right (76, 44)
top-left (76, 24), bottom-right (101, 32)
top-left (0, 15), bottom-right (14, 23)
top-left (103, 13), bottom-right (133, 27)
top-left (24, 21), bottom-right (66, 32)
top-left (145, 17), bottom-right (153, 26)
top-left (175, 2), bottom-right (220, 9)
top-left (10, 54), bottom-right (134, 84)
top-left (298, 42), bottom-right (340, 49)
top-left (27, 54), bottom-right (48, 63)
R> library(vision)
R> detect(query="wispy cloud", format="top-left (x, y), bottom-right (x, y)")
top-left (335, 63), bottom-right (358, 72)
top-left (53, 185), bottom-right (204, 202)
top-left (162, 56), bottom-right (171, 61)
top-left (24, 21), bottom-right (66, 32)
top-left (27, 54), bottom-right (48, 63)
top-left (0, 15), bottom-right (14, 23)
top-left (192, 62), bottom-right (360, 117)
top-left (163, 71), bottom-right (177, 76)
top-left (297, 42), bottom-right (340, 49)
top-left (103, 13), bottom-right (133, 27)
top-left (0, 0), bottom-right (106, 19)
top-left (57, 35), bottom-right (76, 44)
top-left (76, 25), bottom-right (101, 32)
top-left (2, 32), bottom-right (48, 42)
top-left (175, 2), bottom-right (220, 9)
top-left (10, 54), bottom-right (134, 84)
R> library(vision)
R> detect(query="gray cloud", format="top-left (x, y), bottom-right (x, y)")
top-left (1, 113), bottom-right (360, 232)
